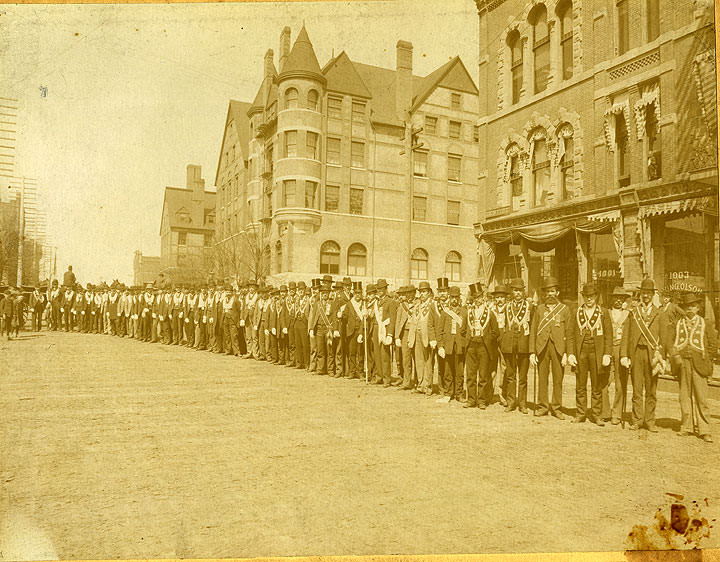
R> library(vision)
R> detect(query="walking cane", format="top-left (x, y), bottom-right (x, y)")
top-left (620, 364), bottom-right (628, 429)
top-left (532, 361), bottom-right (538, 416)
top-left (688, 363), bottom-right (697, 435)
top-left (363, 302), bottom-right (369, 385)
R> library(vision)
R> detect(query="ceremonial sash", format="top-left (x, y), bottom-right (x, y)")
top-left (469, 305), bottom-right (490, 337)
top-left (610, 309), bottom-right (628, 342)
top-left (537, 303), bottom-right (565, 335)
top-left (445, 307), bottom-right (464, 335)
top-left (374, 300), bottom-right (390, 343)
top-left (631, 306), bottom-right (660, 350)
top-left (577, 305), bottom-right (603, 336)
top-left (350, 298), bottom-right (363, 321)
top-left (318, 302), bottom-right (332, 330)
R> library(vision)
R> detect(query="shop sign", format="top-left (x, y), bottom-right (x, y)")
top-left (665, 271), bottom-right (703, 293)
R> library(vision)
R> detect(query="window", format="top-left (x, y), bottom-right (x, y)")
top-left (509, 31), bottom-right (523, 104)
top-left (532, 136), bottom-right (551, 207)
top-left (349, 187), bottom-right (364, 214)
top-left (283, 179), bottom-right (296, 207)
top-left (617, 0), bottom-right (629, 54)
top-left (560, 134), bottom-right (575, 200)
top-left (531, 5), bottom-right (550, 93)
top-left (284, 87), bottom-right (298, 110)
top-left (352, 100), bottom-right (366, 121)
top-left (275, 241), bottom-right (283, 273)
top-left (449, 120), bottom-right (461, 139)
top-left (413, 196), bottom-right (427, 221)
top-left (284, 130), bottom-right (297, 158)
top-left (306, 131), bottom-right (319, 160)
top-left (451, 93), bottom-right (462, 111)
top-left (204, 209), bottom-right (215, 225)
top-left (414, 151), bottom-right (428, 177)
top-left (264, 143), bottom-right (273, 175)
top-left (445, 251), bottom-right (462, 282)
top-left (328, 96), bottom-right (342, 119)
top-left (558, 0), bottom-right (573, 80)
top-left (178, 232), bottom-right (187, 246)
top-left (473, 125), bottom-right (480, 143)
top-left (644, 103), bottom-right (662, 180)
top-left (448, 155), bottom-right (462, 182)
top-left (204, 233), bottom-right (213, 247)
top-left (320, 241), bottom-right (340, 274)
top-left (425, 115), bottom-right (438, 135)
top-left (347, 243), bottom-right (367, 276)
top-left (647, 0), bottom-right (659, 41)
top-left (307, 89), bottom-right (319, 111)
top-left (616, 112), bottom-right (630, 186)
top-left (325, 184), bottom-right (340, 211)
top-left (305, 181), bottom-right (318, 208)
top-left (351, 141), bottom-right (365, 168)
top-left (447, 200), bottom-right (460, 225)
top-left (327, 137), bottom-right (341, 165)
top-left (410, 248), bottom-right (429, 280)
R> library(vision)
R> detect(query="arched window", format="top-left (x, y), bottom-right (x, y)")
top-left (557, 0), bottom-right (573, 80)
top-left (320, 241), bottom-right (340, 274)
top-left (531, 130), bottom-right (550, 207)
top-left (616, 112), bottom-right (630, 187)
top-left (530, 5), bottom-right (550, 93)
top-left (307, 89), bottom-right (319, 111)
top-left (275, 241), bottom-right (283, 273)
top-left (508, 31), bottom-right (523, 105)
top-left (445, 251), bottom-right (462, 282)
top-left (558, 124), bottom-right (575, 200)
top-left (347, 243), bottom-right (367, 276)
top-left (284, 87), bottom-right (298, 110)
top-left (507, 144), bottom-right (524, 210)
top-left (410, 248), bottom-right (429, 280)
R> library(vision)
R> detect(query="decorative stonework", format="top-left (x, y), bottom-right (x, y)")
top-left (603, 100), bottom-right (631, 151)
top-left (632, 84), bottom-right (660, 139)
top-left (608, 50), bottom-right (659, 81)
top-left (497, 132), bottom-right (529, 206)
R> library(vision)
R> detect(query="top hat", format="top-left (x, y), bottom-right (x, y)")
top-left (342, 277), bottom-right (352, 287)
top-left (311, 278), bottom-right (321, 288)
top-left (612, 286), bottom-right (630, 297)
top-left (448, 286), bottom-right (461, 297)
top-left (640, 278), bottom-right (655, 292)
top-left (581, 283), bottom-right (599, 296)
top-left (542, 277), bottom-right (560, 290)
top-left (683, 292), bottom-right (702, 306)
top-left (376, 279), bottom-right (389, 290)
top-left (418, 281), bottom-right (432, 291)
top-left (469, 282), bottom-right (484, 296)
top-left (352, 281), bottom-right (363, 292)
top-left (509, 278), bottom-right (525, 291)
top-left (437, 277), bottom-right (449, 290)
top-left (492, 284), bottom-right (510, 295)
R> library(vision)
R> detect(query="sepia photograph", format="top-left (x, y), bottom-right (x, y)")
top-left (0, 0), bottom-right (719, 559)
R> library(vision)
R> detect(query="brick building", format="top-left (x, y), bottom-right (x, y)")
top-left (159, 164), bottom-right (216, 284)
top-left (132, 250), bottom-right (161, 287)
top-left (214, 25), bottom-right (480, 287)
top-left (473, 0), bottom-right (718, 306)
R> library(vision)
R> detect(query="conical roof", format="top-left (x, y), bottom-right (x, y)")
top-left (279, 25), bottom-right (323, 80)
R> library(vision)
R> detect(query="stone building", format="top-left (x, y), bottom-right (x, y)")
top-left (214, 25), bottom-right (480, 287)
top-left (473, 0), bottom-right (718, 306)
top-left (159, 164), bottom-right (216, 285)
top-left (132, 250), bottom-right (161, 287)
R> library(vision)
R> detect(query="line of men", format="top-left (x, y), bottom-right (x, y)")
top-left (6, 274), bottom-right (715, 443)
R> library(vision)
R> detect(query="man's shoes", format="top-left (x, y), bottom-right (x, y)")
top-left (678, 430), bottom-right (693, 437)
top-left (519, 407), bottom-right (529, 414)
top-left (504, 406), bottom-right (514, 412)
top-left (436, 396), bottom-right (451, 403)
top-left (647, 426), bottom-right (659, 433)
top-left (463, 402), bottom-right (476, 409)
top-left (702, 434), bottom-right (713, 443)
top-left (571, 416), bottom-right (586, 423)
top-left (629, 424), bottom-right (639, 430)
top-left (411, 388), bottom-right (423, 394)
top-left (552, 411), bottom-right (566, 420)
top-left (477, 403), bottom-right (487, 410)
top-left (611, 419), bottom-right (621, 425)
top-left (594, 419), bottom-right (605, 427)
top-left (383, 382), bottom-right (392, 388)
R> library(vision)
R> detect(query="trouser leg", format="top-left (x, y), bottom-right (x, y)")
top-left (576, 347), bottom-right (591, 419)
top-left (504, 352), bottom-right (518, 409)
top-left (631, 348), bottom-right (650, 426)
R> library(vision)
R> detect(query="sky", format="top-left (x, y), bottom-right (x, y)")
top-left (0, 0), bottom-right (478, 285)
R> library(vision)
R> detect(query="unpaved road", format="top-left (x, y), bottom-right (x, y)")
top-left (1, 332), bottom-right (718, 559)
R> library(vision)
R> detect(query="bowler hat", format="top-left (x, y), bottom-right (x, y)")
top-left (366, 284), bottom-right (376, 295)
top-left (683, 292), bottom-right (702, 306)
top-left (612, 286), bottom-right (630, 297)
top-left (640, 278), bottom-right (655, 292)
top-left (376, 279), bottom-right (389, 290)
top-left (581, 283), bottom-right (598, 296)
top-left (297, 281), bottom-right (307, 289)
top-left (247, 280), bottom-right (258, 287)
top-left (448, 286), bottom-right (461, 297)
top-left (542, 277), bottom-right (560, 290)
top-left (492, 284), bottom-right (509, 295)
top-left (437, 277), bottom-right (449, 290)
top-left (288, 282), bottom-right (296, 289)
top-left (279, 285), bottom-right (287, 292)
top-left (509, 278), bottom-right (525, 291)
top-left (321, 274), bottom-right (333, 285)
top-left (342, 277), bottom-right (352, 287)
top-left (418, 281), bottom-right (432, 291)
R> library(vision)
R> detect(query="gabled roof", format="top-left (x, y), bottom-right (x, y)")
top-left (351, 62), bottom-right (403, 126)
top-left (411, 56), bottom-right (479, 111)
top-left (214, 99), bottom-right (252, 186)
top-left (280, 25), bottom-right (322, 78)
top-left (323, 51), bottom-right (372, 98)
top-left (160, 187), bottom-right (216, 234)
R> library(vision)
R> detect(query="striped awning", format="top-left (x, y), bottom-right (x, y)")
top-left (638, 196), bottom-right (717, 218)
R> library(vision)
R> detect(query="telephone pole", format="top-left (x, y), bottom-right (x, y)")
top-left (16, 176), bottom-right (24, 285)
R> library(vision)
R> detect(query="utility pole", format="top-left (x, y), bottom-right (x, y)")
top-left (16, 176), bottom-right (24, 286)
top-left (402, 123), bottom-right (423, 283)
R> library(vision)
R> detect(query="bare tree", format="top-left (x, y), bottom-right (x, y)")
top-left (212, 209), bottom-right (271, 285)
top-left (0, 201), bottom-right (19, 285)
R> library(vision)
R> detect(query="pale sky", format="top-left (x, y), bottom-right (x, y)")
top-left (0, 0), bottom-right (478, 285)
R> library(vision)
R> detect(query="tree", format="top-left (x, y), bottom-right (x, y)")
top-left (212, 209), bottom-right (271, 285)
top-left (0, 199), bottom-right (19, 285)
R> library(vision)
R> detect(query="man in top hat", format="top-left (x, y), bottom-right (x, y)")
top-left (394, 285), bottom-right (416, 389)
top-left (408, 281), bottom-right (438, 394)
top-left (670, 292), bottom-right (715, 442)
top-left (530, 276), bottom-right (574, 419)
top-left (490, 284), bottom-right (510, 406)
top-left (306, 279), bottom-right (322, 372)
top-left (620, 278), bottom-right (666, 431)
top-left (465, 282), bottom-right (499, 408)
top-left (329, 277), bottom-right (353, 378)
top-left (607, 286), bottom-right (631, 424)
top-left (436, 285), bottom-right (468, 403)
top-left (30, 285), bottom-right (47, 332)
top-left (500, 279), bottom-right (534, 413)
top-left (308, 281), bottom-right (334, 375)
top-left (363, 284), bottom-right (378, 381)
top-left (568, 283), bottom-right (612, 425)
top-left (343, 281), bottom-right (366, 379)
top-left (370, 279), bottom-right (398, 387)
top-left (294, 281), bottom-right (311, 369)
top-left (285, 282), bottom-right (297, 365)
top-left (433, 278), bottom-right (450, 392)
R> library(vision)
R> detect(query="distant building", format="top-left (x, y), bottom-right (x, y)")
top-left (133, 250), bottom-right (161, 287)
top-left (473, 0), bottom-right (718, 305)
top-left (214, 25), bottom-right (480, 287)
top-left (159, 165), bottom-right (216, 285)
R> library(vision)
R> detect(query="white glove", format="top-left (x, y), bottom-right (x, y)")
top-left (179, 312), bottom-right (183, 318)
top-left (395, 338), bottom-right (401, 347)
top-left (282, 327), bottom-right (287, 334)
top-left (159, 315), bottom-right (163, 321)
top-left (602, 354), bottom-right (611, 367)
top-left (620, 357), bottom-right (631, 369)
top-left (60, 308), bottom-right (64, 313)
top-left (209, 318), bottom-right (214, 324)
top-left (81, 311), bottom-right (85, 315)
top-left (271, 328), bottom-right (276, 335)
top-left (169, 314), bottom-right (173, 320)
top-left (265, 329), bottom-right (269, 335)
top-left (530, 353), bottom-right (538, 366)
top-left (429, 340), bottom-right (437, 349)
top-left (561, 353), bottom-right (568, 367)
top-left (240, 319), bottom-right (245, 327)
top-left (357, 334), bottom-right (363, 344)
top-left (438, 347), bottom-right (446, 359)
top-left (337, 311), bottom-right (342, 319)
top-left (152, 313), bottom-right (157, 318)
top-left (567, 354), bottom-right (577, 367)
top-left (185, 318), bottom-right (189, 324)
top-left (309, 330), bottom-right (314, 337)
top-left (334, 330), bottom-right (340, 338)
top-left (203, 315), bottom-right (207, 323)
top-left (384, 335), bottom-right (392, 346)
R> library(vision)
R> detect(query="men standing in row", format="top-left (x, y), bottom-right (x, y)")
top-left (500, 279), bottom-right (532, 414)
top-left (607, 286), bottom-right (631, 425)
top-left (465, 283), bottom-right (498, 409)
top-left (436, 285), bottom-right (467, 403)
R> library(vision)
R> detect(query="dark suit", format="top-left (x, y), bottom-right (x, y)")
top-left (437, 304), bottom-right (468, 401)
top-left (499, 299), bottom-right (533, 410)
top-left (344, 298), bottom-right (365, 379)
top-left (466, 304), bottom-right (498, 407)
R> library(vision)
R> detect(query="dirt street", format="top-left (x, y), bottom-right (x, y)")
top-left (1, 332), bottom-right (718, 559)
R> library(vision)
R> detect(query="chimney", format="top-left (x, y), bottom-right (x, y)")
top-left (187, 164), bottom-right (205, 202)
top-left (264, 49), bottom-right (274, 79)
top-left (396, 40), bottom-right (413, 121)
top-left (279, 26), bottom-right (291, 70)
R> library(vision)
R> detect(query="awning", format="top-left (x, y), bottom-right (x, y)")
top-left (587, 209), bottom-right (621, 222)
top-left (480, 217), bottom-right (614, 246)
top-left (638, 195), bottom-right (717, 218)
